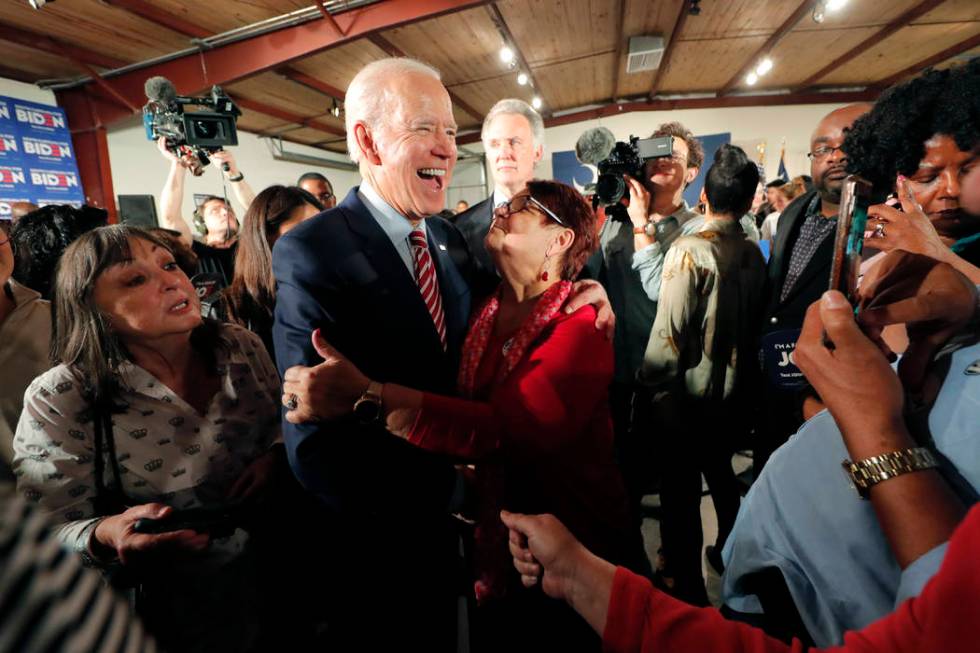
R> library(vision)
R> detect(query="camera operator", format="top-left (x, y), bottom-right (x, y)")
top-left (157, 137), bottom-right (255, 289)
top-left (622, 122), bottom-right (704, 303)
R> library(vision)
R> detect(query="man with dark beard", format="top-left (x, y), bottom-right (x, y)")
top-left (756, 104), bottom-right (871, 471)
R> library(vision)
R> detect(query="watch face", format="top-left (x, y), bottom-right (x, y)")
top-left (644, 221), bottom-right (657, 237)
top-left (354, 397), bottom-right (382, 423)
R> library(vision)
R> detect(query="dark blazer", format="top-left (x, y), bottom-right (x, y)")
top-left (764, 190), bottom-right (835, 334)
top-left (271, 188), bottom-right (476, 650)
top-left (454, 196), bottom-right (497, 278)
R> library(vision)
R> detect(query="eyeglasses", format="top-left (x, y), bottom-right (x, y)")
top-left (494, 194), bottom-right (567, 226)
top-left (807, 145), bottom-right (845, 160)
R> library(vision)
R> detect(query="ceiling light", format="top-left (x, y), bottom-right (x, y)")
top-left (746, 72), bottom-right (759, 86)
top-left (812, 5), bottom-right (825, 22)
top-left (688, 0), bottom-right (701, 16)
top-left (499, 47), bottom-right (514, 64)
top-left (531, 96), bottom-right (542, 110)
top-left (826, 0), bottom-right (847, 10)
top-left (28, 0), bottom-right (54, 7)
top-left (517, 72), bottom-right (528, 86)
top-left (329, 99), bottom-right (341, 118)
top-left (755, 57), bottom-right (773, 76)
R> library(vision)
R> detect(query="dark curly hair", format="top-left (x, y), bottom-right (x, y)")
top-left (10, 204), bottom-right (109, 299)
top-left (651, 121), bottom-right (705, 171)
top-left (844, 57), bottom-right (980, 195)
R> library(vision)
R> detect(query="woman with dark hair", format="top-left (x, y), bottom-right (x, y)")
top-left (639, 144), bottom-right (766, 605)
top-left (12, 225), bottom-right (282, 652)
top-left (282, 179), bottom-right (644, 652)
top-left (222, 185), bottom-right (321, 353)
top-left (844, 56), bottom-right (980, 280)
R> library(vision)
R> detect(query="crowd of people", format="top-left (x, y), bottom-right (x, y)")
top-left (0, 53), bottom-right (977, 653)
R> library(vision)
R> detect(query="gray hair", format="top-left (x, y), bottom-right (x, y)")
top-left (345, 57), bottom-right (443, 163)
top-left (481, 98), bottom-right (545, 149)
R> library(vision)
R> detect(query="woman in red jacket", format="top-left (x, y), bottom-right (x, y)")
top-left (283, 179), bottom-right (645, 652)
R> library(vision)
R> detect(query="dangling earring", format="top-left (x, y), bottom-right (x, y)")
top-left (540, 270), bottom-right (549, 282)
top-left (539, 252), bottom-right (551, 282)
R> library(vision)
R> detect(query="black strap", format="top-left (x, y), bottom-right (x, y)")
top-left (92, 404), bottom-right (127, 516)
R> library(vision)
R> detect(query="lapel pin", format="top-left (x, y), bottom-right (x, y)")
top-left (438, 244), bottom-right (447, 251)
top-left (966, 360), bottom-right (980, 376)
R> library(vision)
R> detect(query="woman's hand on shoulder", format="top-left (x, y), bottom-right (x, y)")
top-left (93, 503), bottom-right (210, 566)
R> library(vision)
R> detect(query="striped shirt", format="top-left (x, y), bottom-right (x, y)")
top-left (0, 487), bottom-right (156, 653)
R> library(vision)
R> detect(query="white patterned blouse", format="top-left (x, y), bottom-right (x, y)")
top-left (12, 323), bottom-right (282, 555)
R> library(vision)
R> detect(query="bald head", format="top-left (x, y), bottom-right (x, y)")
top-left (10, 201), bottom-right (38, 224)
top-left (810, 103), bottom-right (872, 205)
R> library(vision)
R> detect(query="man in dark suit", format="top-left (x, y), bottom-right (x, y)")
top-left (272, 58), bottom-right (479, 651)
top-left (455, 98), bottom-right (544, 277)
top-left (756, 103), bottom-right (871, 472)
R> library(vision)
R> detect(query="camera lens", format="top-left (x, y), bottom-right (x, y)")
top-left (595, 173), bottom-right (626, 206)
top-left (191, 119), bottom-right (219, 139)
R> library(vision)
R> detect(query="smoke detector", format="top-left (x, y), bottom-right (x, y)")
top-left (626, 36), bottom-right (665, 73)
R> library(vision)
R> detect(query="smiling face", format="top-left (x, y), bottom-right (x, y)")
top-left (642, 138), bottom-right (697, 199)
top-left (356, 72), bottom-right (458, 222)
top-left (483, 112), bottom-right (542, 197)
top-left (92, 237), bottom-right (201, 346)
top-left (485, 191), bottom-right (571, 284)
top-left (906, 134), bottom-right (979, 239)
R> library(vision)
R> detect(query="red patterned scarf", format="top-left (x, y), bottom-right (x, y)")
top-left (458, 280), bottom-right (573, 398)
top-left (455, 279), bottom-right (573, 604)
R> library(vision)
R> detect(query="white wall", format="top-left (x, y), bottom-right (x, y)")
top-left (105, 115), bottom-right (361, 222)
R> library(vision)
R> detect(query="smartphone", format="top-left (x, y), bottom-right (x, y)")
top-left (134, 505), bottom-right (239, 538)
top-left (828, 175), bottom-right (873, 306)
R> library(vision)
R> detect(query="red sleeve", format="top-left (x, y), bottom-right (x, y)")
top-left (408, 307), bottom-right (613, 462)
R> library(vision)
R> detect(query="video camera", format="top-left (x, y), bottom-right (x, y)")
top-left (593, 135), bottom-right (674, 209)
top-left (143, 76), bottom-right (241, 176)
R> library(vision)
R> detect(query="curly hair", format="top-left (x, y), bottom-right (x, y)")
top-left (651, 121), bottom-right (705, 170)
top-left (844, 57), bottom-right (980, 195)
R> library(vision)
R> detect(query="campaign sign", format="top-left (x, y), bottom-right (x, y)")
top-left (761, 329), bottom-right (807, 389)
top-left (0, 132), bottom-right (21, 163)
top-left (0, 95), bottom-right (85, 207)
top-left (30, 167), bottom-right (80, 195)
top-left (22, 136), bottom-right (73, 166)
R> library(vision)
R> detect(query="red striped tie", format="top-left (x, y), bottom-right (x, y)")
top-left (410, 228), bottom-right (447, 349)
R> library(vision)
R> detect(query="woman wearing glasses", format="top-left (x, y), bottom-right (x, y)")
top-left (282, 179), bottom-right (644, 652)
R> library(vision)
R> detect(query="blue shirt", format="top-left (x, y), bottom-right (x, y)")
top-left (721, 339), bottom-right (980, 646)
top-left (358, 182), bottom-right (428, 279)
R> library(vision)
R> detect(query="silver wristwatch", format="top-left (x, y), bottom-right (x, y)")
top-left (842, 447), bottom-right (938, 499)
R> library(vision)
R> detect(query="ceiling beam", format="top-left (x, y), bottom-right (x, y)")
top-left (486, 2), bottom-right (549, 117)
top-left (100, 0), bottom-right (348, 111)
top-left (871, 31), bottom-right (980, 90)
top-left (649, 0), bottom-right (690, 97)
top-left (455, 88), bottom-right (880, 144)
top-left (53, 0), bottom-right (490, 129)
top-left (279, 68), bottom-right (346, 100)
top-left (101, 0), bottom-right (212, 39)
top-left (793, 0), bottom-right (948, 91)
top-left (0, 21), bottom-right (127, 70)
top-left (232, 96), bottom-right (346, 137)
top-left (367, 33), bottom-right (484, 121)
top-left (718, 0), bottom-right (820, 96)
top-left (610, 0), bottom-right (627, 101)
top-left (314, 1), bottom-right (347, 36)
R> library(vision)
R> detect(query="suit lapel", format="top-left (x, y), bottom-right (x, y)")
top-left (426, 221), bottom-right (471, 353)
top-left (340, 191), bottom-right (449, 357)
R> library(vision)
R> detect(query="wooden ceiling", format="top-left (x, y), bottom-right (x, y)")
top-left (1, 0), bottom-right (977, 153)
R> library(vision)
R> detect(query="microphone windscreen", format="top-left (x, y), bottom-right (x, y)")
top-left (575, 127), bottom-right (616, 165)
top-left (144, 76), bottom-right (177, 104)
